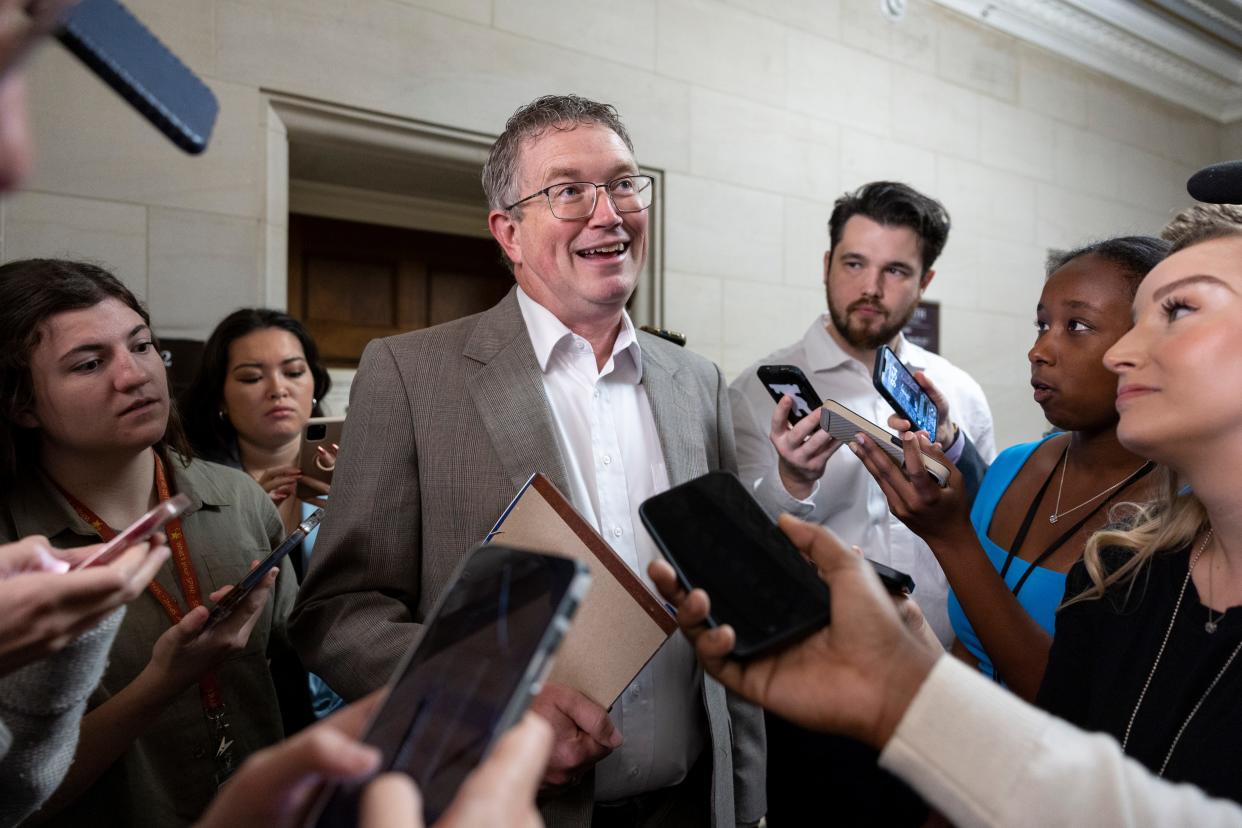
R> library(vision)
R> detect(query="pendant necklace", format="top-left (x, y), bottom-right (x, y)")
top-left (1122, 528), bottom-right (1242, 776)
top-left (1048, 443), bottom-right (1150, 525)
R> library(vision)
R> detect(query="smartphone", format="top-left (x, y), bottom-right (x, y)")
top-left (757, 365), bottom-right (824, 426)
top-left (55, 0), bottom-right (219, 154)
top-left (203, 508), bottom-right (324, 632)
top-left (307, 545), bottom-right (590, 826)
top-left (297, 416), bottom-right (345, 501)
top-left (821, 400), bottom-right (950, 488)
top-left (71, 493), bottom-right (191, 570)
top-left (640, 472), bottom-right (917, 659)
top-left (873, 346), bottom-right (939, 437)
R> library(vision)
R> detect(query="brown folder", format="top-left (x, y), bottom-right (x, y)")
top-left (484, 473), bottom-right (677, 709)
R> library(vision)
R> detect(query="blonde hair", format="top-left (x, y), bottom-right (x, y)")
top-left (1161, 203), bottom-right (1242, 252)
top-left (1068, 468), bottom-right (1206, 605)
top-left (1068, 203), bottom-right (1241, 604)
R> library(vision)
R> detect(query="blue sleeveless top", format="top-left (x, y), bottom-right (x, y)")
top-left (947, 435), bottom-right (1066, 678)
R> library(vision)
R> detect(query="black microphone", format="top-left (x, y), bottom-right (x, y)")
top-left (1187, 160), bottom-right (1242, 204)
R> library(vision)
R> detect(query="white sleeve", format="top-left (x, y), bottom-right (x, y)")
top-left (879, 657), bottom-right (1242, 828)
top-left (728, 378), bottom-right (833, 523)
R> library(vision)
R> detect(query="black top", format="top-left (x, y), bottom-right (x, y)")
top-left (1038, 545), bottom-right (1242, 802)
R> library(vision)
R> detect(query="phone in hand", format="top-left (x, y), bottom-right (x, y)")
top-left (757, 365), bottom-right (824, 426)
top-left (297, 416), bottom-right (344, 501)
top-left (873, 346), bottom-right (939, 437)
top-left (307, 545), bottom-right (590, 826)
top-left (55, 0), bottom-right (219, 154)
top-left (71, 493), bottom-right (191, 571)
top-left (639, 471), bottom-right (917, 660)
top-left (821, 400), bottom-right (950, 488)
top-left (203, 508), bottom-right (324, 632)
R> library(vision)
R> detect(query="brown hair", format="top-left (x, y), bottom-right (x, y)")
top-left (0, 258), bottom-right (191, 492)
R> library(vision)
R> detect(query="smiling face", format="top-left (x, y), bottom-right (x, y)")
top-left (1104, 235), bottom-right (1242, 468)
top-left (487, 122), bottom-right (648, 328)
top-left (21, 297), bottom-right (169, 460)
top-left (825, 215), bottom-right (932, 354)
top-left (1028, 253), bottom-right (1136, 432)
top-left (221, 327), bottom-right (314, 451)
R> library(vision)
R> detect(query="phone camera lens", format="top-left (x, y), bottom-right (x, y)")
top-left (307, 424), bottom-right (327, 440)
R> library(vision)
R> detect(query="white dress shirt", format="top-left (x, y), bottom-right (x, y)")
top-left (729, 315), bottom-right (996, 645)
top-left (515, 287), bottom-right (705, 802)
top-left (880, 656), bottom-right (1242, 827)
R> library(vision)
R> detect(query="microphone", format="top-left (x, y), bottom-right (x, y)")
top-left (1187, 160), bottom-right (1242, 204)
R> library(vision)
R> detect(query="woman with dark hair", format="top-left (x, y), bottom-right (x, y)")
top-left (0, 259), bottom-right (295, 825)
top-left (181, 309), bottom-right (333, 550)
top-left (181, 309), bottom-right (342, 720)
top-left (854, 236), bottom-right (1168, 701)
top-left (1035, 208), bottom-right (1242, 801)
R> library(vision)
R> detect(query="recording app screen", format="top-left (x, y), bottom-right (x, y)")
top-left (642, 473), bottom-right (830, 650)
top-left (882, 352), bottom-right (938, 435)
top-left (316, 547), bottom-right (572, 825)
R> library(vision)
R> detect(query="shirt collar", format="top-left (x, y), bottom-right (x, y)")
top-left (8, 451), bottom-right (225, 542)
top-left (804, 314), bottom-right (926, 373)
top-left (515, 285), bottom-right (643, 383)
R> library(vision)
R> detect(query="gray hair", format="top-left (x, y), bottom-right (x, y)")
top-left (481, 94), bottom-right (634, 213)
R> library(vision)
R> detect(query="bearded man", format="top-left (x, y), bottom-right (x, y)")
top-left (729, 180), bottom-right (995, 825)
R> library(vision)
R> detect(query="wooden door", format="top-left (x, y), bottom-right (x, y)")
top-left (288, 214), bottom-right (512, 366)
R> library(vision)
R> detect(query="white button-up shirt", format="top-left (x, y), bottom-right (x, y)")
top-left (516, 287), bottom-right (705, 802)
top-left (729, 315), bottom-right (996, 646)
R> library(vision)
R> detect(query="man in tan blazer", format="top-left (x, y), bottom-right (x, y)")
top-left (290, 94), bottom-right (765, 827)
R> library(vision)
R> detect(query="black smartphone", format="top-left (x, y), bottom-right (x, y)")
top-left (203, 508), bottom-right (324, 631)
top-left (873, 346), bottom-right (939, 437)
top-left (757, 364), bottom-right (824, 426)
top-left (640, 472), bottom-right (916, 660)
top-left (308, 545), bottom-right (590, 827)
top-left (56, 0), bottom-right (219, 153)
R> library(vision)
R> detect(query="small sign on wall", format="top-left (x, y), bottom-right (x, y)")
top-left (902, 301), bottom-right (939, 354)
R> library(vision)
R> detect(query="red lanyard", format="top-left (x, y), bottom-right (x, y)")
top-left (52, 452), bottom-right (224, 712)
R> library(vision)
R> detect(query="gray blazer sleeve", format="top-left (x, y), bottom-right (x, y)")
top-left (289, 338), bottom-right (423, 699)
top-left (713, 364), bottom-right (768, 824)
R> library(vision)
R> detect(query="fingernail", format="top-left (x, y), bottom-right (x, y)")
top-left (606, 729), bottom-right (623, 748)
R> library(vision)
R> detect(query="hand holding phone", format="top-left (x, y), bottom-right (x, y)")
top-left (873, 346), bottom-right (939, 438)
top-left (298, 417), bottom-right (344, 502)
top-left (758, 365), bottom-right (824, 426)
top-left (203, 508), bottom-right (324, 631)
top-left (71, 493), bottom-right (191, 570)
top-left (307, 545), bottom-right (588, 826)
top-left (639, 472), bottom-right (917, 660)
top-left (821, 400), bottom-right (950, 488)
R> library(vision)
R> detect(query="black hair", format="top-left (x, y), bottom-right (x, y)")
top-left (180, 308), bottom-right (330, 465)
top-left (1047, 236), bottom-right (1171, 297)
top-left (0, 258), bottom-right (191, 491)
top-left (828, 181), bottom-right (951, 274)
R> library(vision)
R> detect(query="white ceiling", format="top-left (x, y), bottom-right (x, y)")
top-left (929, 0), bottom-right (1242, 122)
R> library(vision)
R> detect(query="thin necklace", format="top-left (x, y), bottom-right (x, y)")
top-left (1122, 529), bottom-right (1242, 776)
top-left (1206, 549), bottom-right (1224, 634)
top-left (1048, 443), bottom-right (1148, 525)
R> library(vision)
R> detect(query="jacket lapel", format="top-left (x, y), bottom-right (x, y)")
top-left (464, 290), bottom-right (571, 496)
top-left (640, 342), bottom-right (707, 487)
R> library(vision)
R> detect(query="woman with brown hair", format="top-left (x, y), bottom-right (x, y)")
top-left (0, 259), bottom-right (295, 825)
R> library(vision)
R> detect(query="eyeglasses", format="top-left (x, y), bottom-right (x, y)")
top-left (504, 174), bottom-right (655, 220)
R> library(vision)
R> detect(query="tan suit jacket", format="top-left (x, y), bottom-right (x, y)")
top-left (290, 289), bottom-right (764, 826)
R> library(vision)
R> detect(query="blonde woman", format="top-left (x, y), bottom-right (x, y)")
top-left (1036, 205), bottom-right (1242, 803)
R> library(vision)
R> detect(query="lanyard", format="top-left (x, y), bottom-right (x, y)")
top-left (998, 445), bottom-right (1155, 599)
top-left (51, 452), bottom-right (238, 783)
